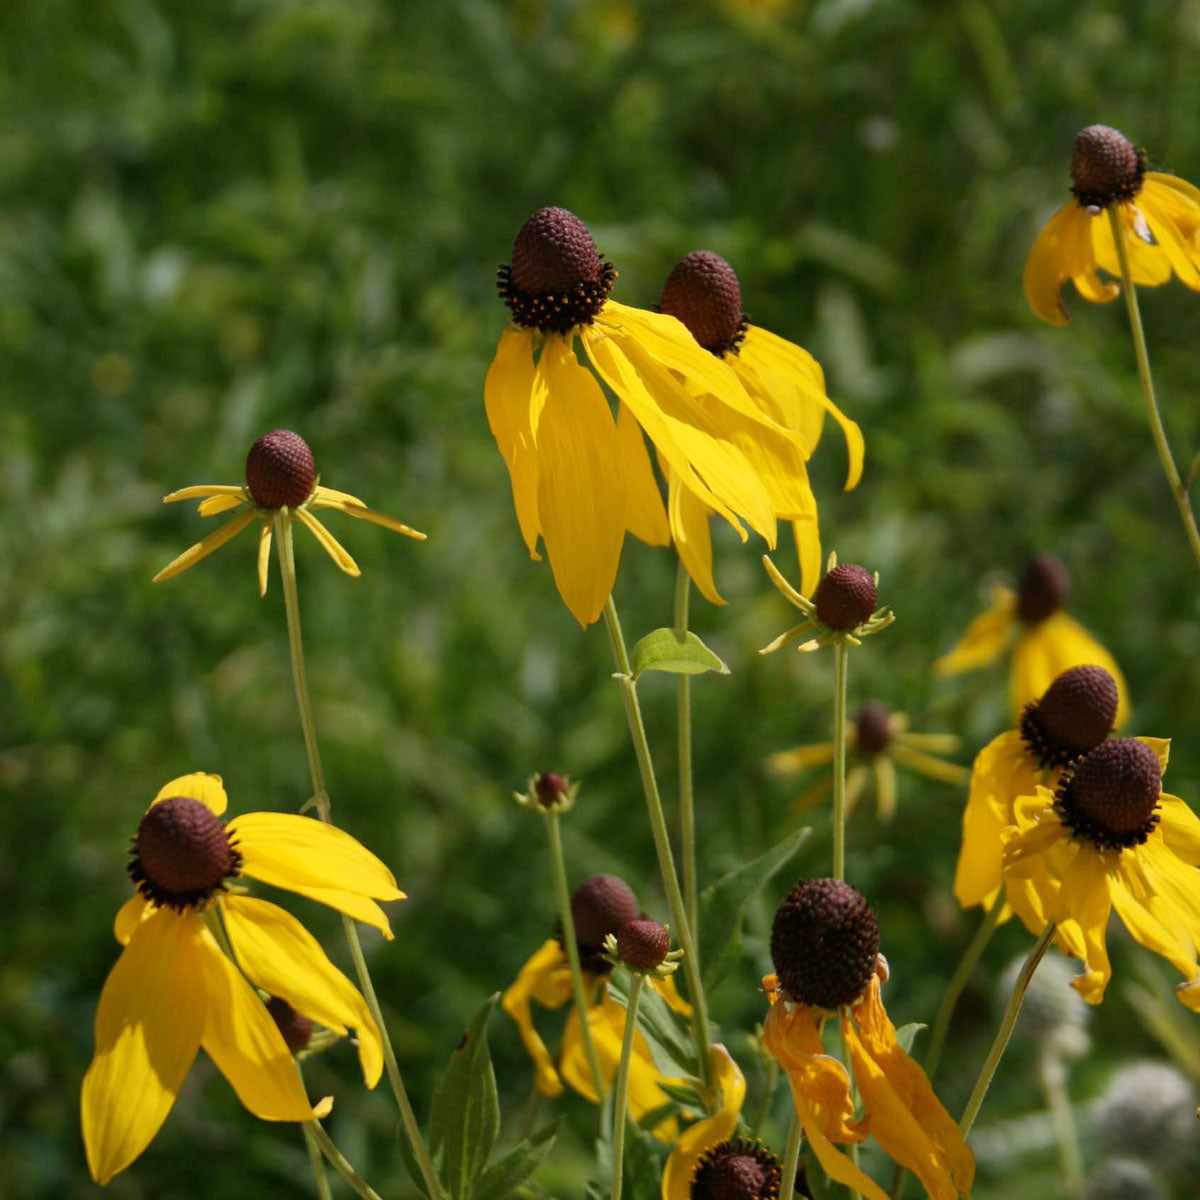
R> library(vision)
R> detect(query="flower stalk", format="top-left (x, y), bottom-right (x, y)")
top-left (276, 512), bottom-right (443, 1200)
top-left (1106, 204), bottom-right (1200, 572)
top-left (831, 642), bottom-right (849, 880)
top-left (301, 1120), bottom-right (333, 1200)
top-left (779, 1111), bottom-right (804, 1200)
top-left (674, 561), bottom-right (699, 940)
top-left (609, 971), bottom-right (645, 1200)
top-left (307, 1120), bottom-right (384, 1200)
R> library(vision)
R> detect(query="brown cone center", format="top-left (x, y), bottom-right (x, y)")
top-left (1017, 553), bottom-right (1069, 625)
top-left (1071, 125), bottom-right (1145, 207)
top-left (245, 430), bottom-right (316, 509)
top-left (1056, 738), bottom-right (1162, 850)
top-left (658, 251), bottom-right (747, 356)
top-left (1021, 664), bottom-right (1118, 767)
top-left (568, 874), bottom-right (640, 962)
top-left (815, 564), bottom-right (876, 630)
top-left (130, 796), bottom-right (238, 908)
top-left (855, 702), bottom-right (892, 757)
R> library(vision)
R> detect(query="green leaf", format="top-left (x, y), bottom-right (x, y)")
top-left (473, 1117), bottom-right (562, 1200)
top-left (630, 628), bottom-right (730, 680)
top-left (895, 1021), bottom-right (926, 1055)
top-left (699, 827), bottom-right (811, 991)
top-left (607, 970), bottom-right (698, 1079)
top-left (428, 994), bottom-right (501, 1200)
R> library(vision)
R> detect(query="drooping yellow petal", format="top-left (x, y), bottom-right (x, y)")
top-left (934, 587), bottom-right (1016, 676)
top-left (162, 484), bottom-right (248, 504)
top-left (256, 520), bottom-right (273, 596)
top-left (615, 403), bottom-right (670, 546)
top-left (1093, 202), bottom-right (1171, 286)
top-left (313, 495), bottom-right (427, 540)
top-left (152, 772), bottom-right (228, 817)
top-left (222, 896), bottom-right (381, 1085)
top-left (1053, 845), bottom-right (1114, 1004)
top-left (114, 894), bottom-right (153, 945)
top-left (1159, 795), bottom-right (1200, 865)
top-left (844, 977), bottom-right (974, 1200)
top-left (1137, 191), bottom-right (1200, 289)
top-left (873, 756), bottom-right (898, 822)
top-left (1110, 854), bottom-right (1200, 996)
top-left (1065, 204), bottom-right (1127, 299)
top-left (793, 515), bottom-right (822, 598)
top-left (767, 742), bottom-right (836, 774)
top-left (500, 939), bottom-right (573, 1098)
top-left (232, 811), bottom-right (403, 900)
top-left (194, 925), bottom-right (322, 1121)
top-left (1011, 612), bottom-right (1129, 724)
top-left (1023, 201), bottom-right (1083, 325)
top-left (81, 909), bottom-right (206, 1185)
top-left (668, 469), bottom-right (723, 605)
top-left (649, 972), bottom-right (692, 1018)
top-left (660, 1045), bottom-right (746, 1200)
top-left (294, 508), bottom-right (361, 577)
top-left (152, 507), bottom-right (257, 583)
top-left (532, 335), bottom-right (627, 627)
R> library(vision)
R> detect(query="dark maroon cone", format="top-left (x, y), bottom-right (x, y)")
top-left (1058, 738), bottom-right (1162, 848)
top-left (855, 702), bottom-right (892, 758)
top-left (1021, 665), bottom-right (1118, 767)
top-left (570, 874), bottom-right (640, 953)
top-left (245, 430), bottom-right (316, 509)
top-left (691, 1138), bottom-right (784, 1200)
top-left (658, 251), bottom-right (747, 356)
top-left (616, 918), bottom-right (670, 970)
top-left (533, 772), bottom-right (570, 808)
top-left (1071, 125), bottom-right (1145, 207)
top-left (267, 997), bottom-right (314, 1054)
top-left (814, 564), bottom-right (876, 630)
top-left (1016, 554), bottom-right (1069, 625)
top-left (128, 797), bottom-right (239, 910)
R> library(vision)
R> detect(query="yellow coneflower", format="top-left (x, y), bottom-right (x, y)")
top-left (81, 773), bottom-right (403, 1185)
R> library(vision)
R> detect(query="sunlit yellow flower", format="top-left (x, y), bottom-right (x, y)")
top-left (81, 772), bottom-right (403, 1185)
top-left (1003, 737), bottom-right (1200, 1010)
top-left (656, 251), bottom-right (864, 600)
top-left (486, 207), bottom-right (803, 626)
top-left (153, 429), bottom-right (425, 595)
top-left (768, 701), bottom-right (966, 823)
top-left (763, 880), bottom-right (973, 1200)
top-left (1024, 124), bottom-right (1200, 325)
top-left (935, 553), bottom-right (1129, 723)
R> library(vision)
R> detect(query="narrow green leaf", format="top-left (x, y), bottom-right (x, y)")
top-left (473, 1117), bottom-right (562, 1200)
top-left (630, 627), bottom-right (730, 680)
top-left (428, 993), bottom-right (501, 1200)
top-left (699, 828), bottom-right (811, 991)
top-left (895, 1021), bottom-right (926, 1055)
top-left (607, 969), bottom-right (698, 1079)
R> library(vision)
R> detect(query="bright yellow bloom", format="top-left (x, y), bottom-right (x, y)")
top-left (81, 773), bottom-right (404, 1185)
top-left (659, 1044), bottom-right (747, 1200)
top-left (935, 554), bottom-right (1129, 723)
top-left (763, 966), bottom-right (973, 1200)
top-left (1003, 737), bottom-right (1200, 1010)
top-left (657, 251), bottom-right (864, 600)
top-left (153, 429), bottom-right (424, 595)
top-left (768, 701), bottom-right (966, 823)
top-left (1024, 124), bottom-right (1200, 325)
top-left (501, 937), bottom-right (690, 1137)
top-left (486, 207), bottom-right (808, 626)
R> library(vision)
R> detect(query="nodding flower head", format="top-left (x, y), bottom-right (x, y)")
top-left (1071, 125), bottom-right (1145, 209)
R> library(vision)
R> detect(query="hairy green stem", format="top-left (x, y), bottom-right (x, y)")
top-left (959, 921), bottom-right (1056, 1137)
top-left (308, 1120), bottom-right (384, 1200)
top-left (831, 642), bottom-right (849, 880)
top-left (603, 597), bottom-right (712, 1090)
top-left (1107, 204), bottom-right (1200, 572)
top-left (543, 808), bottom-right (605, 1098)
top-left (277, 513), bottom-right (443, 1200)
top-left (674, 562), bottom-right (699, 944)
top-left (301, 1120), bottom-right (334, 1200)
top-left (610, 972), bottom-right (645, 1200)
top-left (779, 1111), bottom-right (803, 1200)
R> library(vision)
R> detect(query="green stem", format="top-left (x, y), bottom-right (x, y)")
top-left (1107, 204), bottom-right (1200, 572)
top-left (301, 1120), bottom-right (334, 1200)
top-left (308, 1120), bottom-right (384, 1200)
top-left (779, 1111), bottom-right (803, 1200)
top-left (831, 642), bottom-right (849, 881)
top-left (924, 892), bottom-right (1004, 1080)
top-left (276, 513), bottom-right (443, 1200)
top-left (610, 972), bottom-right (645, 1200)
top-left (543, 808), bottom-right (605, 1098)
top-left (674, 562), bottom-right (699, 945)
top-left (959, 921), bottom-right (1056, 1137)
top-left (1038, 1046), bottom-right (1084, 1197)
top-left (603, 597), bottom-right (712, 1091)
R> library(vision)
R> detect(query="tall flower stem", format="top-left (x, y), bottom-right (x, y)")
top-left (603, 597), bottom-right (712, 1090)
top-left (1038, 1046), bottom-right (1084, 1197)
top-left (924, 892), bottom-right (1005, 1079)
top-left (779, 1111), bottom-right (804, 1200)
top-left (609, 972), bottom-right (645, 1200)
top-left (543, 807), bottom-right (605, 1098)
top-left (301, 1121), bottom-right (334, 1200)
top-left (674, 562), bottom-right (699, 940)
top-left (276, 513), bottom-right (442, 1200)
top-left (1107, 204), bottom-right (1200, 572)
top-left (959, 921), bottom-right (1056, 1137)
top-left (308, 1120), bottom-right (385, 1200)
top-left (831, 642), bottom-right (850, 881)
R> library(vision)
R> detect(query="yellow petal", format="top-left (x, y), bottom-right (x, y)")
top-left (1110, 855), bottom-right (1199, 991)
top-left (1023, 202), bottom-right (1081, 325)
top-left (615, 402), bottom-right (670, 546)
top-left (649, 972), bottom-right (692, 1018)
top-left (767, 742), bottom-right (836, 774)
top-left (153, 507), bottom-right (257, 583)
top-left (294, 508), bottom-right (361, 577)
top-left (793, 515), bottom-right (822, 598)
top-left (231, 812), bottom-right (404, 901)
top-left (222, 896), bottom-right (382, 1087)
top-left (314, 496), bottom-right (427, 540)
top-left (934, 587), bottom-right (1016, 676)
top-left (114, 894), bottom-right (152, 945)
top-left (1066, 205), bottom-right (1126, 299)
top-left (162, 484), bottom-right (247, 504)
top-left (1138, 190), bottom-right (1200, 289)
top-left (195, 925), bottom-right (321, 1121)
top-left (1159, 795), bottom-right (1200, 866)
top-left (660, 1045), bottom-right (746, 1200)
top-left (669, 469), bottom-right (723, 605)
top-left (533, 336), bottom-right (627, 626)
top-left (269, 881), bottom-right (396, 938)
top-left (81, 909), bottom-right (206, 1185)
top-left (484, 326), bottom-right (544, 557)
top-left (1093, 203), bottom-right (1171, 286)
top-left (199, 493), bottom-right (249, 517)
top-left (890, 743), bottom-right (969, 786)
top-left (257, 520), bottom-right (273, 597)
top-left (500, 940), bottom-right (572, 1098)
top-left (1054, 846), bottom-right (1114, 1003)
top-left (874, 756), bottom-right (898, 822)
top-left (152, 772), bottom-right (228, 816)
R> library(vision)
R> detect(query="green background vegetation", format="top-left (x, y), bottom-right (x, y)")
top-left (4, 0), bottom-right (1200, 1196)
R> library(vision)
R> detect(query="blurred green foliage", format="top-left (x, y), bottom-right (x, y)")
top-left (4, 0), bottom-right (1200, 1196)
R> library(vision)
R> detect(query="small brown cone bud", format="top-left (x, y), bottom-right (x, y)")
top-left (1021, 665), bottom-right (1118, 767)
top-left (616, 918), bottom-right (670, 970)
top-left (267, 997), bottom-right (314, 1054)
top-left (1071, 125), bottom-right (1144, 207)
top-left (245, 430), bottom-right (315, 509)
top-left (658, 251), bottom-right (747, 355)
top-left (771, 878), bottom-right (880, 1010)
top-left (855, 702), bottom-right (892, 757)
top-left (1066, 738), bottom-right (1161, 845)
top-left (1016, 553), bottom-right (1069, 625)
top-left (570, 874), bottom-right (640, 953)
top-left (129, 797), bottom-right (237, 909)
top-left (533, 773), bottom-right (570, 808)
top-left (814, 564), bottom-right (876, 630)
